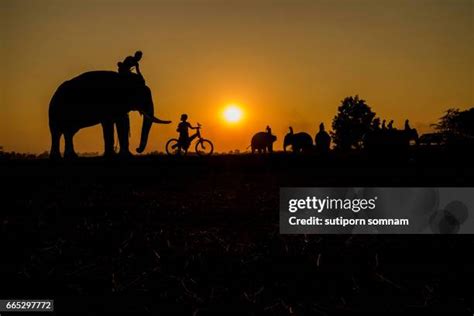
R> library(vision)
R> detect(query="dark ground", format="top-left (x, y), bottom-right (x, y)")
top-left (1, 152), bottom-right (473, 315)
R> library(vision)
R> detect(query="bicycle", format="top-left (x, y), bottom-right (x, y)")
top-left (165, 123), bottom-right (214, 156)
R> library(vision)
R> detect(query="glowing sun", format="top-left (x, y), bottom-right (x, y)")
top-left (223, 105), bottom-right (243, 123)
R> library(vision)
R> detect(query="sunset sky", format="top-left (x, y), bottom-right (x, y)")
top-left (1, 0), bottom-right (472, 153)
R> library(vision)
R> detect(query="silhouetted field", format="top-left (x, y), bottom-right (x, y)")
top-left (1, 153), bottom-right (473, 315)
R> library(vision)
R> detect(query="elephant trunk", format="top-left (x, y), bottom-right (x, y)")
top-left (136, 112), bottom-right (153, 154)
top-left (135, 87), bottom-right (171, 154)
top-left (135, 88), bottom-right (155, 153)
top-left (136, 112), bottom-right (169, 153)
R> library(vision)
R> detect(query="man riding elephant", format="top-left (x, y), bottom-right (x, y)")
top-left (118, 51), bottom-right (143, 75)
top-left (250, 126), bottom-right (277, 154)
top-left (283, 127), bottom-right (313, 153)
top-left (117, 50), bottom-right (145, 85)
top-left (49, 67), bottom-right (171, 159)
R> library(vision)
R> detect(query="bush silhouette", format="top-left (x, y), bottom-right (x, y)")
top-left (432, 107), bottom-right (474, 138)
top-left (331, 95), bottom-right (375, 150)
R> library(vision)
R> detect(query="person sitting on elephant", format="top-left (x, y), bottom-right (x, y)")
top-left (284, 126), bottom-right (313, 153)
top-left (387, 120), bottom-right (394, 130)
top-left (117, 51), bottom-right (144, 82)
top-left (174, 114), bottom-right (199, 150)
top-left (250, 127), bottom-right (277, 154)
top-left (266, 125), bottom-right (272, 135)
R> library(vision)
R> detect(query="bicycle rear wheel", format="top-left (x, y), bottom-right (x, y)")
top-left (166, 139), bottom-right (182, 155)
top-left (195, 139), bottom-right (214, 156)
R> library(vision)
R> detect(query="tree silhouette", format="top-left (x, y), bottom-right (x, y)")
top-left (331, 95), bottom-right (375, 150)
top-left (432, 108), bottom-right (474, 138)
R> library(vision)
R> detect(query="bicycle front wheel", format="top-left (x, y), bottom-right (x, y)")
top-left (166, 139), bottom-right (182, 155)
top-left (195, 139), bottom-right (214, 156)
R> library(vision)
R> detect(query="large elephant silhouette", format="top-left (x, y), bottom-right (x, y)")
top-left (48, 71), bottom-right (170, 159)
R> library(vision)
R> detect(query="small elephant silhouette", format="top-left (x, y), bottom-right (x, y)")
top-left (251, 131), bottom-right (277, 154)
top-left (283, 127), bottom-right (313, 153)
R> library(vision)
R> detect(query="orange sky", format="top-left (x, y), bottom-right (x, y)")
top-left (1, 0), bottom-right (472, 154)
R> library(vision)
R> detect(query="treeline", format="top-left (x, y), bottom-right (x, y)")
top-left (331, 95), bottom-right (473, 150)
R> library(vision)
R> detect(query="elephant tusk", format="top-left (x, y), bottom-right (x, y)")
top-left (153, 118), bottom-right (172, 124)
top-left (140, 111), bottom-right (171, 124)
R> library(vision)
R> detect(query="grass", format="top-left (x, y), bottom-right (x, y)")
top-left (1, 153), bottom-right (473, 314)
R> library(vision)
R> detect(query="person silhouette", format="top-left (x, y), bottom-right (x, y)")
top-left (315, 122), bottom-right (331, 153)
top-left (117, 51), bottom-right (144, 81)
top-left (404, 119), bottom-right (411, 131)
top-left (387, 120), bottom-right (394, 130)
top-left (266, 125), bottom-right (272, 135)
top-left (382, 120), bottom-right (386, 130)
top-left (173, 114), bottom-right (199, 150)
top-left (372, 118), bottom-right (381, 130)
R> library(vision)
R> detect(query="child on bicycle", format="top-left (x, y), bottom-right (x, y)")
top-left (175, 114), bottom-right (199, 149)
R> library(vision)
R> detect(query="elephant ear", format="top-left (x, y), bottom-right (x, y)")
top-left (119, 75), bottom-right (146, 97)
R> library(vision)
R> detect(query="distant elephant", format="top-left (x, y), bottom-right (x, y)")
top-left (48, 71), bottom-right (170, 159)
top-left (283, 127), bottom-right (313, 152)
top-left (251, 132), bottom-right (277, 153)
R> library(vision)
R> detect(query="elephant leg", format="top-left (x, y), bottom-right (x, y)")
top-left (102, 121), bottom-right (115, 157)
top-left (64, 130), bottom-right (78, 159)
top-left (50, 128), bottom-right (62, 159)
top-left (116, 115), bottom-right (132, 156)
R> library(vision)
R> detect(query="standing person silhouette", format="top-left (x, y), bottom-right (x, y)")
top-left (404, 119), bottom-right (411, 130)
top-left (315, 122), bottom-right (331, 153)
